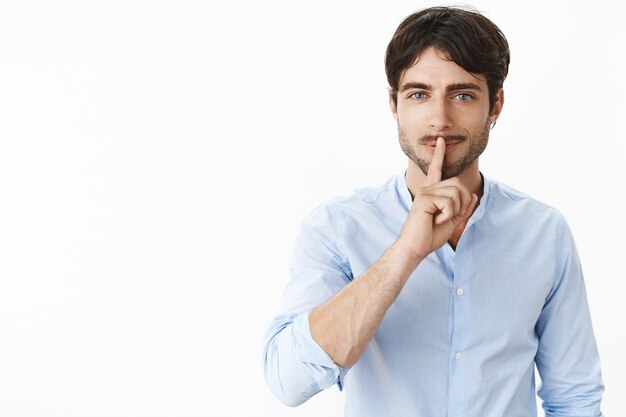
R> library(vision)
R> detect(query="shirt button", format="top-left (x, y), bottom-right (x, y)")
top-left (456, 288), bottom-right (464, 296)
top-left (454, 352), bottom-right (462, 360)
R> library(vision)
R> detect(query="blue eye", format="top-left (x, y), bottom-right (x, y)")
top-left (457, 93), bottom-right (473, 101)
top-left (410, 92), bottom-right (427, 100)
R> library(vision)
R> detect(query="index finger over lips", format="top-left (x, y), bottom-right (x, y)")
top-left (426, 137), bottom-right (445, 185)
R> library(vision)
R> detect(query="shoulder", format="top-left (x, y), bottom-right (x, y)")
top-left (489, 179), bottom-right (563, 218)
top-left (486, 177), bottom-right (567, 226)
top-left (303, 173), bottom-right (402, 227)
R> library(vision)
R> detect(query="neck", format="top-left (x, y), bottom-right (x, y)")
top-left (405, 159), bottom-right (484, 203)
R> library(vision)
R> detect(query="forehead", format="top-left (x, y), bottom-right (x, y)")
top-left (399, 46), bottom-right (487, 89)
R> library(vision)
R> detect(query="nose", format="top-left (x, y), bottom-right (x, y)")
top-left (427, 97), bottom-right (453, 131)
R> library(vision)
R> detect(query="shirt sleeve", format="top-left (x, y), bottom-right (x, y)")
top-left (534, 216), bottom-right (604, 417)
top-left (262, 203), bottom-right (352, 407)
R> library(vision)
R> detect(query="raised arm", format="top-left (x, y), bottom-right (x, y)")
top-left (263, 138), bottom-right (478, 406)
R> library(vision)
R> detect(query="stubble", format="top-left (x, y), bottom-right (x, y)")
top-left (398, 118), bottom-right (491, 180)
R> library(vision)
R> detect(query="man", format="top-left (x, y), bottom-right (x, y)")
top-left (263, 6), bottom-right (604, 417)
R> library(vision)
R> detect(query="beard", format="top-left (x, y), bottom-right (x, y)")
top-left (398, 118), bottom-right (491, 180)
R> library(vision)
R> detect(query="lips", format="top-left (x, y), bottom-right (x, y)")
top-left (423, 141), bottom-right (462, 155)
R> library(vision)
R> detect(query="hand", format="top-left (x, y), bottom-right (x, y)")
top-left (396, 137), bottom-right (479, 260)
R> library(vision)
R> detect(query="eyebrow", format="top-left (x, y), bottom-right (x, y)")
top-left (398, 82), bottom-right (483, 93)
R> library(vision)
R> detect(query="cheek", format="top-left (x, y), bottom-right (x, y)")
top-left (454, 108), bottom-right (490, 128)
top-left (396, 107), bottom-right (423, 127)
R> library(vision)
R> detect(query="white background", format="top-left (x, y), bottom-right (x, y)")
top-left (0, 1), bottom-right (624, 416)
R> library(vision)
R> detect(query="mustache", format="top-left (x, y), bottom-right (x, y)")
top-left (418, 135), bottom-right (466, 145)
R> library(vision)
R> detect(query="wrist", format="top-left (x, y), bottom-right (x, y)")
top-left (388, 240), bottom-right (426, 269)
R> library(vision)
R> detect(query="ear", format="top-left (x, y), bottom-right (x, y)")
top-left (388, 90), bottom-right (398, 121)
top-left (489, 89), bottom-right (504, 125)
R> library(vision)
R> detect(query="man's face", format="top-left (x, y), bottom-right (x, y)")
top-left (391, 46), bottom-right (503, 179)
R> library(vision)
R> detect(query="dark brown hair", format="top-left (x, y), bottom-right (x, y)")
top-left (385, 6), bottom-right (510, 112)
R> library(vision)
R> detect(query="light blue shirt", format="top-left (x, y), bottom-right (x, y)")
top-left (263, 171), bottom-right (604, 417)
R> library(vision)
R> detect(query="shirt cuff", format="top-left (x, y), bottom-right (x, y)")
top-left (291, 311), bottom-right (350, 391)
